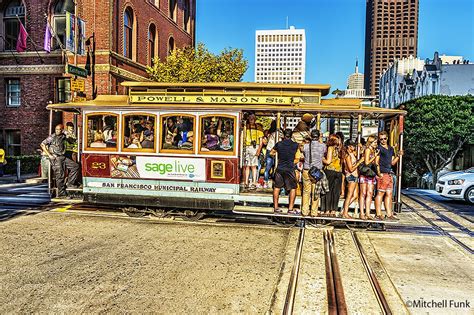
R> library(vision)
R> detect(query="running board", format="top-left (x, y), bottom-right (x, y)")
top-left (233, 205), bottom-right (396, 223)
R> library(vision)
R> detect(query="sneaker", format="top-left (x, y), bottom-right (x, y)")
top-left (288, 209), bottom-right (301, 215)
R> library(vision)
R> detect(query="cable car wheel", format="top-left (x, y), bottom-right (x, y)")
top-left (182, 209), bottom-right (205, 221)
top-left (122, 207), bottom-right (148, 218)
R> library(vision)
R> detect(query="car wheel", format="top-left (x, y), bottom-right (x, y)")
top-left (464, 186), bottom-right (474, 204)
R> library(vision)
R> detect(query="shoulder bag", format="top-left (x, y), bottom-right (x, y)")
top-left (308, 141), bottom-right (323, 182)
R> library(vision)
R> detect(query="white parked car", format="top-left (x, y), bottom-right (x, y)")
top-left (436, 167), bottom-right (474, 204)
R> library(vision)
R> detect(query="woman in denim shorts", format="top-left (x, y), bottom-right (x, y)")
top-left (358, 135), bottom-right (379, 220)
top-left (341, 140), bottom-right (363, 219)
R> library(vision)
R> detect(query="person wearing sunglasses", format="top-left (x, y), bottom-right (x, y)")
top-left (374, 131), bottom-right (403, 220)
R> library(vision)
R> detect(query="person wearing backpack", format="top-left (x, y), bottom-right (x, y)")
top-left (301, 130), bottom-right (328, 216)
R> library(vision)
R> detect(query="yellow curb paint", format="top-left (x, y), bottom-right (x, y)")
top-left (52, 205), bottom-right (72, 212)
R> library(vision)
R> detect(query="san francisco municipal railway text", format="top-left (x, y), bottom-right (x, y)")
top-left (102, 182), bottom-right (216, 193)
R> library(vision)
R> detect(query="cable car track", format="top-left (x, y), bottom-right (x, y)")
top-left (402, 195), bottom-right (473, 254)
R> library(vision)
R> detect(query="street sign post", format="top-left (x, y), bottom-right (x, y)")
top-left (66, 64), bottom-right (88, 78)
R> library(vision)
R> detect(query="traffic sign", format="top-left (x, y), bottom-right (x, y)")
top-left (71, 78), bottom-right (85, 92)
top-left (73, 96), bottom-right (87, 102)
top-left (66, 64), bottom-right (88, 78)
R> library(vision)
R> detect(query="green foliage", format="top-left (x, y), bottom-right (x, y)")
top-left (146, 42), bottom-right (248, 83)
top-left (4, 155), bottom-right (41, 175)
top-left (403, 95), bottom-right (474, 185)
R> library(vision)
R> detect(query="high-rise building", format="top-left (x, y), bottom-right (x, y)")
top-left (344, 59), bottom-right (365, 98)
top-left (364, 0), bottom-right (419, 97)
top-left (255, 26), bottom-right (306, 84)
top-left (0, 0), bottom-right (195, 155)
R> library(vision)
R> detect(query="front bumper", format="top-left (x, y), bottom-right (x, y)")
top-left (436, 183), bottom-right (464, 200)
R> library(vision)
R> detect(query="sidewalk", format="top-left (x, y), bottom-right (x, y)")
top-left (0, 173), bottom-right (46, 186)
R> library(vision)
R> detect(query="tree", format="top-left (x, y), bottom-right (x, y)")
top-left (146, 42), bottom-right (248, 82)
top-left (404, 95), bottom-right (474, 187)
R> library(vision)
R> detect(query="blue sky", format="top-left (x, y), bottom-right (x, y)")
top-left (196, 0), bottom-right (473, 92)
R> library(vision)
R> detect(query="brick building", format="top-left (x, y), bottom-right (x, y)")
top-left (0, 0), bottom-right (196, 155)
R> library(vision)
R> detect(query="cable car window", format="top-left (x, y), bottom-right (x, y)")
top-left (160, 114), bottom-right (195, 153)
top-left (122, 113), bottom-right (156, 152)
top-left (199, 115), bottom-right (236, 155)
top-left (85, 113), bottom-right (118, 150)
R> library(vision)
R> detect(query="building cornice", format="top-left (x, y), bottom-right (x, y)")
top-left (0, 64), bottom-right (64, 75)
top-left (0, 51), bottom-right (63, 59)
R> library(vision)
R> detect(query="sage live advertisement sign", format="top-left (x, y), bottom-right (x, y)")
top-left (135, 156), bottom-right (206, 181)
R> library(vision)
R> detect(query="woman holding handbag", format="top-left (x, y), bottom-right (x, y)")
top-left (358, 135), bottom-right (380, 220)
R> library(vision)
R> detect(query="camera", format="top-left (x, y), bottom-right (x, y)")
top-left (251, 140), bottom-right (257, 148)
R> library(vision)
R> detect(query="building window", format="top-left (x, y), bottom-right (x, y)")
top-left (183, 0), bottom-right (191, 32)
top-left (3, 0), bottom-right (25, 51)
top-left (52, 0), bottom-right (74, 50)
top-left (169, 0), bottom-right (177, 21)
top-left (6, 129), bottom-right (21, 156)
top-left (6, 79), bottom-right (20, 107)
top-left (56, 78), bottom-right (71, 103)
top-left (148, 24), bottom-right (157, 66)
top-left (123, 7), bottom-right (133, 59)
top-left (168, 36), bottom-right (174, 55)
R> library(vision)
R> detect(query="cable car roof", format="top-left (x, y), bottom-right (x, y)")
top-left (46, 82), bottom-right (406, 118)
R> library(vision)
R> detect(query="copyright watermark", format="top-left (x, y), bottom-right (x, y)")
top-left (406, 299), bottom-right (471, 309)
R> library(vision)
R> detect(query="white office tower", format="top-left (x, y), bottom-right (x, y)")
top-left (255, 27), bottom-right (306, 129)
top-left (255, 27), bottom-right (306, 84)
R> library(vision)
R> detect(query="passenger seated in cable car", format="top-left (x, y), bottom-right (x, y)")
top-left (103, 116), bottom-right (116, 148)
top-left (127, 133), bottom-right (142, 149)
top-left (90, 131), bottom-right (107, 148)
top-left (202, 123), bottom-right (220, 151)
top-left (180, 131), bottom-right (193, 149)
top-left (140, 120), bottom-right (154, 148)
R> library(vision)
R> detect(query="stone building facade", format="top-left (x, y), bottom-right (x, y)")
top-left (0, 0), bottom-right (196, 155)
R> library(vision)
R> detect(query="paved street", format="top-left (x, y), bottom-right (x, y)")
top-left (0, 191), bottom-right (472, 313)
top-left (0, 183), bottom-right (50, 221)
top-left (404, 189), bottom-right (474, 219)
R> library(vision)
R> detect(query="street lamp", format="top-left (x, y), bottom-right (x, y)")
top-left (85, 32), bottom-right (96, 99)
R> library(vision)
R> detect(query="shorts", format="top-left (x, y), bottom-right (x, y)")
top-left (274, 169), bottom-right (298, 191)
top-left (346, 174), bottom-right (358, 183)
top-left (244, 145), bottom-right (258, 167)
top-left (377, 173), bottom-right (393, 192)
top-left (359, 175), bottom-right (376, 185)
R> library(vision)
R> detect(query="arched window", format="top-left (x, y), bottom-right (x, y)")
top-left (169, 0), bottom-right (177, 21)
top-left (183, 0), bottom-right (191, 33)
top-left (123, 7), bottom-right (133, 59)
top-left (3, 0), bottom-right (25, 51)
top-left (168, 36), bottom-right (174, 56)
top-left (52, 0), bottom-right (74, 50)
top-left (148, 24), bottom-right (156, 66)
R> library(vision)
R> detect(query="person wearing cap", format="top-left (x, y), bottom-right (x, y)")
top-left (292, 113), bottom-right (313, 144)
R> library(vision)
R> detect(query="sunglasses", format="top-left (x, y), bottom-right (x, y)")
top-left (379, 137), bottom-right (387, 140)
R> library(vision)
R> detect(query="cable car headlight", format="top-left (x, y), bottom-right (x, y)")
top-left (447, 179), bottom-right (464, 185)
